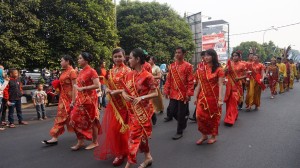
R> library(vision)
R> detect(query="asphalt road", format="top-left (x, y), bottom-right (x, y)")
top-left (1, 83), bottom-right (300, 168)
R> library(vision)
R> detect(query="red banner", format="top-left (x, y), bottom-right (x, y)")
top-left (202, 33), bottom-right (227, 60)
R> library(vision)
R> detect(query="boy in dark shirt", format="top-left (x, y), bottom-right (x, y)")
top-left (4, 69), bottom-right (28, 128)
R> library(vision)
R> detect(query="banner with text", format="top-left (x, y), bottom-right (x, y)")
top-left (202, 33), bottom-right (228, 61)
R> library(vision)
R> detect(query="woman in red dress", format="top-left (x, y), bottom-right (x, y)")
top-left (245, 54), bottom-right (265, 111)
top-left (194, 49), bottom-right (224, 145)
top-left (223, 52), bottom-right (247, 126)
top-left (266, 57), bottom-right (279, 99)
top-left (70, 52), bottom-right (101, 150)
top-left (94, 48), bottom-right (131, 166)
top-left (122, 48), bottom-right (158, 168)
top-left (42, 55), bottom-right (77, 145)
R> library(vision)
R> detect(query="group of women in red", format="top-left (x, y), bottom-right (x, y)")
top-left (42, 48), bottom-right (157, 168)
top-left (41, 47), bottom-right (271, 168)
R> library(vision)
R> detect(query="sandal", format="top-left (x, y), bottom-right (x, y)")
top-left (196, 137), bottom-right (208, 145)
top-left (112, 156), bottom-right (125, 167)
top-left (0, 127), bottom-right (5, 131)
top-left (19, 121), bottom-right (28, 125)
top-left (71, 143), bottom-right (85, 151)
top-left (139, 159), bottom-right (153, 168)
top-left (85, 143), bottom-right (99, 150)
top-left (9, 124), bottom-right (16, 128)
top-left (207, 138), bottom-right (217, 144)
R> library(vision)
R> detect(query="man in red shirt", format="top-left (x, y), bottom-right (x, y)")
top-left (164, 47), bottom-right (194, 140)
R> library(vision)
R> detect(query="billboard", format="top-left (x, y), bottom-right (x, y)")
top-left (202, 33), bottom-right (228, 61)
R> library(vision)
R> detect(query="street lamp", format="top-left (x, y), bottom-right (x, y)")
top-left (263, 26), bottom-right (278, 44)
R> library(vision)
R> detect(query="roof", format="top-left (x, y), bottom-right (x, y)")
top-left (202, 20), bottom-right (229, 28)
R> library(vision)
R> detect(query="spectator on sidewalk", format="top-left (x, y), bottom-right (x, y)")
top-left (33, 84), bottom-right (47, 120)
top-left (4, 68), bottom-right (29, 128)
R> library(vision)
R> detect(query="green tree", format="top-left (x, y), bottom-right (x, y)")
top-left (0, 0), bottom-right (48, 69)
top-left (117, 0), bottom-right (195, 63)
top-left (234, 41), bottom-right (266, 61)
top-left (261, 41), bottom-right (282, 61)
top-left (37, 0), bottom-right (118, 68)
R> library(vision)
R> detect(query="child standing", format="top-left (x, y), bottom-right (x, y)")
top-left (33, 84), bottom-right (47, 120)
top-left (4, 68), bottom-right (28, 128)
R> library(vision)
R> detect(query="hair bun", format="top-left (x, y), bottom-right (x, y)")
top-left (81, 52), bottom-right (93, 63)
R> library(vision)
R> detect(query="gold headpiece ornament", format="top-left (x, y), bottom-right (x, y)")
top-left (271, 57), bottom-right (276, 61)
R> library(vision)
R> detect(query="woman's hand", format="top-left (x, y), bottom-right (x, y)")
top-left (122, 91), bottom-right (134, 102)
top-left (70, 101), bottom-right (75, 108)
top-left (218, 100), bottom-right (223, 107)
top-left (132, 97), bottom-right (142, 106)
top-left (105, 88), bottom-right (111, 94)
top-left (224, 68), bottom-right (228, 73)
top-left (74, 84), bottom-right (84, 92)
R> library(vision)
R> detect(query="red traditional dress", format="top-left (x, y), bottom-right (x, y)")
top-left (196, 64), bottom-right (224, 135)
top-left (122, 69), bottom-right (156, 164)
top-left (224, 60), bottom-right (246, 125)
top-left (70, 65), bottom-right (101, 140)
top-left (50, 66), bottom-right (77, 137)
top-left (267, 64), bottom-right (279, 95)
top-left (143, 62), bottom-right (152, 73)
top-left (245, 62), bottom-right (265, 108)
top-left (94, 63), bottom-right (131, 160)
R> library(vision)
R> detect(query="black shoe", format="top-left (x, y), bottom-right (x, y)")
top-left (159, 111), bottom-right (163, 114)
top-left (172, 134), bottom-right (183, 140)
top-left (189, 117), bottom-right (196, 121)
top-left (164, 117), bottom-right (172, 122)
top-left (152, 114), bottom-right (157, 125)
top-left (42, 140), bottom-right (58, 145)
top-left (224, 123), bottom-right (233, 127)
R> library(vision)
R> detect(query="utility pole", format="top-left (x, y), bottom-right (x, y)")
top-left (114, 0), bottom-right (117, 29)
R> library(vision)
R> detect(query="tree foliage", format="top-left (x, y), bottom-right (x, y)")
top-left (233, 41), bottom-right (282, 62)
top-left (0, 0), bottom-right (48, 69)
top-left (0, 0), bottom-right (118, 69)
top-left (117, 0), bottom-right (195, 63)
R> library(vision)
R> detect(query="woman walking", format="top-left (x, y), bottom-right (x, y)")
top-left (194, 49), bottom-right (224, 145)
top-left (70, 52), bottom-right (101, 150)
top-left (266, 57), bottom-right (279, 99)
top-left (42, 55), bottom-right (77, 145)
top-left (94, 48), bottom-right (131, 166)
top-left (122, 48), bottom-right (158, 168)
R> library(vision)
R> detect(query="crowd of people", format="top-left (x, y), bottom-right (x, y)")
top-left (0, 46), bottom-right (299, 168)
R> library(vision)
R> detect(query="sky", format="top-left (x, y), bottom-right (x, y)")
top-left (116, 0), bottom-right (300, 51)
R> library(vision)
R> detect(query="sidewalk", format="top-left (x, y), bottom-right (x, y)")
top-left (22, 103), bottom-right (34, 109)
